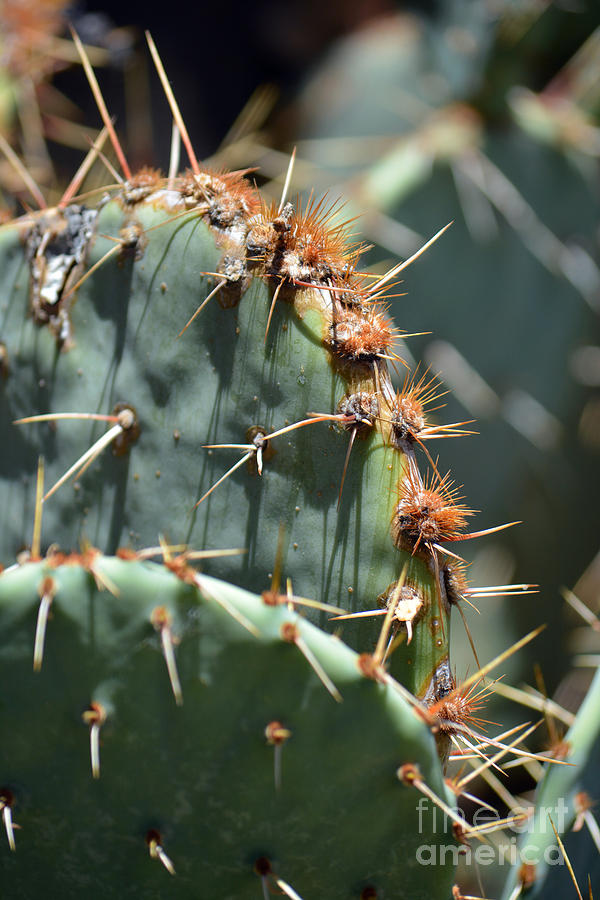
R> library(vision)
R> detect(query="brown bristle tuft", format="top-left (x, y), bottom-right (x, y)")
top-left (428, 679), bottom-right (493, 734)
top-left (357, 653), bottom-right (385, 681)
top-left (261, 589), bottom-right (282, 606)
top-left (116, 547), bottom-right (138, 561)
top-left (285, 195), bottom-right (362, 280)
top-left (443, 561), bottom-right (471, 604)
top-left (45, 547), bottom-right (101, 570)
top-left (178, 167), bottom-right (260, 225)
top-left (280, 622), bottom-right (299, 642)
top-left (164, 554), bottom-right (197, 584)
top-left (328, 302), bottom-right (398, 363)
top-left (246, 198), bottom-right (291, 267)
top-left (337, 391), bottom-right (379, 430)
top-left (519, 863), bottom-right (537, 889)
top-left (265, 721), bottom-right (291, 745)
top-left (361, 888), bottom-right (378, 899)
top-left (247, 194), bottom-right (363, 287)
top-left (254, 856), bottom-right (272, 876)
top-left (122, 167), bottom-right (164, 205)
top-left (397, 762), bottom-right (420, 785)
top-left (452, 822), bottom-right (469, 846)
top-left (393, 469), bottom-right (475, 549)
top-left (390, 369), bottom-right (445, 444)
top-left (150, 605), bottom-right (171, 630)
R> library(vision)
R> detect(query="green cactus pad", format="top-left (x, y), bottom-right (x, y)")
top-left (0, 556), bottom-right (456, 898)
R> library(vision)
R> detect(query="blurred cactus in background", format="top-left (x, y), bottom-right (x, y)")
top-left (0, 0), bottom-right (138, 208)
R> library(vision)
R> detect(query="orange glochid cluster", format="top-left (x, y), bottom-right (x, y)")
top-left (389, 369), bottom-right (445, 443)
top-left (121, 167), bottom-right (164, 205)
top-left (442, 561), bottom-right (471, 605)
top-left (337, 391), bottom-right (379, 430)
top-left (328, 301), bottom-right (399, 364)
top-left (242, 193), bottom-right (411, 364)
top-left (178, 167), bottom-right (261, 227)
top-left (427, 679), bottom-right (493, 735)
top-left (246, 194), bottom-right (363, 285)
top-left (393, 468), bottom-right (475, 550)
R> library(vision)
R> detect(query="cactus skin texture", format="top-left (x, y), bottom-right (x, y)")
top-left (0, 555), bottom-right (456, 898)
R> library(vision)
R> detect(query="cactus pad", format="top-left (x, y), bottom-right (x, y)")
top-left (0, 555), bottom-right (456, 898)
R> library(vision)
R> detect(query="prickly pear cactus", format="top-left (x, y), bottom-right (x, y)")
top-left (0, 31), bottom-right (535, 899)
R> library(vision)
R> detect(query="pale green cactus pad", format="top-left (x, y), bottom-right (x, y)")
top-left (0, 556), bottom-right (457, 898)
